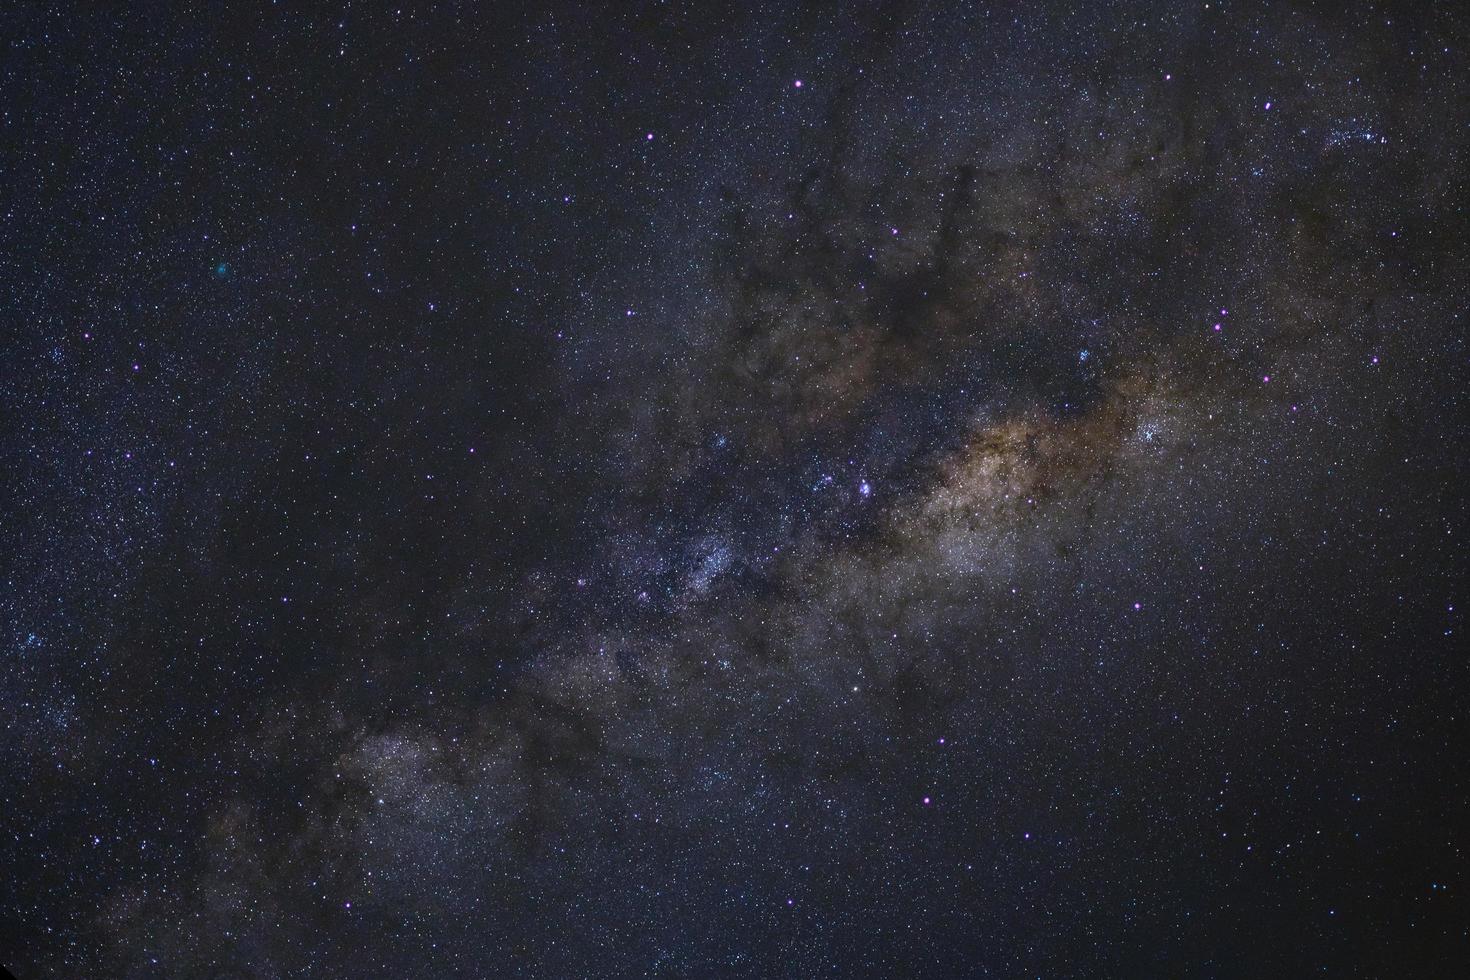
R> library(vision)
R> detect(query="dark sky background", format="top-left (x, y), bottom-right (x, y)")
top-left (3, 1), bottom-right (1468, 976)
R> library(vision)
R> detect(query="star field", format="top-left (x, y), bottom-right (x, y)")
top-left (3, 2), bottom-right (1468, 976)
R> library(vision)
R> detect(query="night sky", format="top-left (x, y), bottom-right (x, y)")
top-left (3, 2), bottom-right (1469, 976)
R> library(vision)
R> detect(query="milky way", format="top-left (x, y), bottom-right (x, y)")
top-left (4, 2), bottom-right (1468, 976)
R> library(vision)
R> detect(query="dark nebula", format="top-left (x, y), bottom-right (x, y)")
top-left (3, 2), bottom-right (1468, 976)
